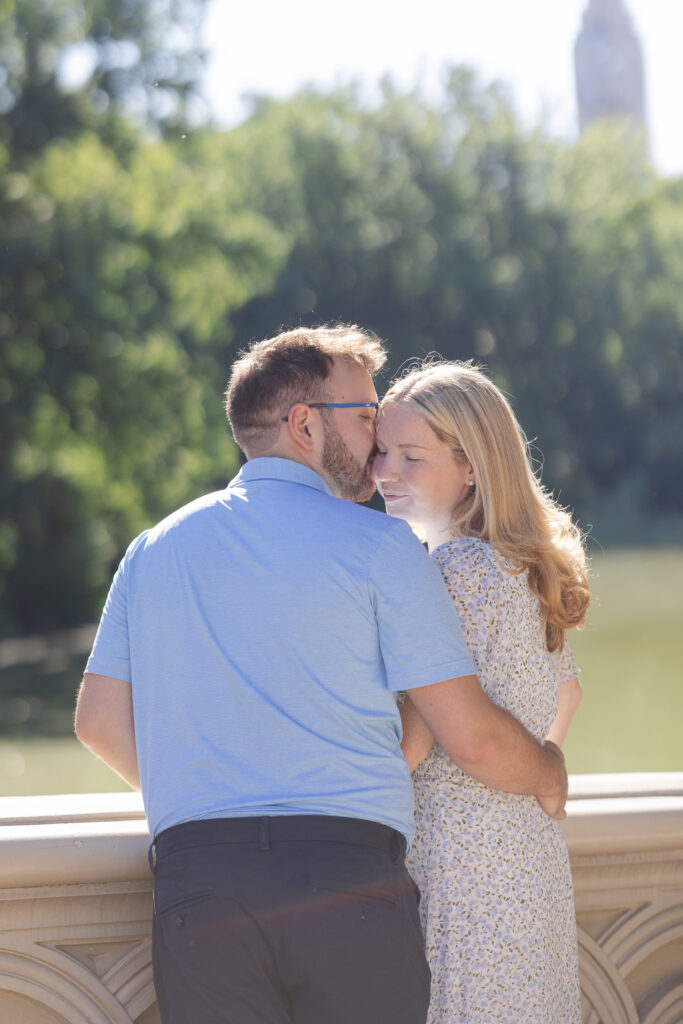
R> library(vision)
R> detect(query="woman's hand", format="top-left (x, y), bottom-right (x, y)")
top-left (400, 695), bottom-right (436, 773)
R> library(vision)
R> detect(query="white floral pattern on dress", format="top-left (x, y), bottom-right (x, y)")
top-left (407, 537), bottom-right (582, 1024)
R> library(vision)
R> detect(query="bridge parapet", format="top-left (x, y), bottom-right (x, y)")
top-left (1, 775), bottom-right (682, 1023)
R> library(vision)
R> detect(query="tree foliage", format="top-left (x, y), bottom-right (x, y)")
top-left (229, 76), bottom-right (682, 528)
top-left (0, 0), bottom-right (208, 159)
top-left (1, 12), bottom-right (682, 637)
top-left (0, 2), bottom-right (285, 634)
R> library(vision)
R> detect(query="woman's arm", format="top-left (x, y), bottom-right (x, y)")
top-left (400, 695), bottom-right (436, 773)
top-left (546, 676), bottom-right (583, 748)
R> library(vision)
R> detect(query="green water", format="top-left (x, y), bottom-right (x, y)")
top-left (564, 547), bottom-right (683, 773)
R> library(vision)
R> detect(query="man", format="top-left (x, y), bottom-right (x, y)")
top-left (76, 324), bottom-right (567, 1024)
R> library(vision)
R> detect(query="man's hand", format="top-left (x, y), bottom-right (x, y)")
top-left (535, 740), bottom-right (568, 820)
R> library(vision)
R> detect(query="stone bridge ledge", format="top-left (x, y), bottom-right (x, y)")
top-left (1, 774), bottom-right (682, 1023)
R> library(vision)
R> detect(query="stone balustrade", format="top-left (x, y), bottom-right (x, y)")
top-left (0, 774), bottom-right (682, 1023)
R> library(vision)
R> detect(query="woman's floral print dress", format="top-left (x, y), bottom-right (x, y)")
top-left (407, 537), bottom-right (582, 1024)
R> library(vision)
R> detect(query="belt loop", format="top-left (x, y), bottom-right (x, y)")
top-left (259, 817), bottom-right (271, 852)
top-left (148, 841), bottom-right (157, 873)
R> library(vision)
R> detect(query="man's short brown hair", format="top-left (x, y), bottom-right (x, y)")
top-left (225, 324), bottom-right (387, 455)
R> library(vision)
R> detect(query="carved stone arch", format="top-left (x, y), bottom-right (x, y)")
top-left (576, 926), bottom-right (639, 1024)
top-left (642, 983), bottom-right (683, 1024)
top-left (100, 940), bottom-right (155, 1020)
top-left (0, 951), bottom-right (134, 1024)
top-left (581, 1001), bottom-right (601, 1024)
top-left (599, 902), bottom-right (683, 977)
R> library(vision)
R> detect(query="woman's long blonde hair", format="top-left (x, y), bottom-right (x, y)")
top-left (382, 361), bottom-right (589, 651)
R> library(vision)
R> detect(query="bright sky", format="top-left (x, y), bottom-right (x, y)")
top-left (202, 0), bottom-right (683, 176)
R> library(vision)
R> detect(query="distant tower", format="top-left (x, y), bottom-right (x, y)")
top-left (574, 0), bottom-right (647, 134)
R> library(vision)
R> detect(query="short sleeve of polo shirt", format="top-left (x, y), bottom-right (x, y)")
top-left (368, 520), bottom-right (475, 691)
top-left (85, 535), bottom-right (146, 684)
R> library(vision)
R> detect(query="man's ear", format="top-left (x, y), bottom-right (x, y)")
top-left (286, 403), bottom-right (318, 452)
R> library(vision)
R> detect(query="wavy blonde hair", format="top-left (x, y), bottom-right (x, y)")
top-left (382, 361), bottom-right (589, 651)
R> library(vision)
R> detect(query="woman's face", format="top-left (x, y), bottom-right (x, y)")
top-left (372, 403), bottom-right (473, 547)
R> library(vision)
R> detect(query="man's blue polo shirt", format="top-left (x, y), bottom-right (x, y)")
top-left (86, 457), bottom-right (475, 842)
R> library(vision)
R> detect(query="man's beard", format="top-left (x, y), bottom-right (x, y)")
top-left (322, 420), bottom-right (376, 503)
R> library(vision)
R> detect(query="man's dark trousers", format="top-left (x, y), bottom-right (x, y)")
top-left (150, 814), bottom-right (430, 1024)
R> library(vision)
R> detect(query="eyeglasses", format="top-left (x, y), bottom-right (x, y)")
top-left (282, 402), bottom-right (379, 428)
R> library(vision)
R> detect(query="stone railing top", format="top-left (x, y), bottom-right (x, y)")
top-left (0, 790), bottom-right (145, 826)
top-left (1, 774), bottom-right (681, 890)
top-left (2, 773), bottom-right (681, 827)
top-left (567, 771), bottom-right (683, 799)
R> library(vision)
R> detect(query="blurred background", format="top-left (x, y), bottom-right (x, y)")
top-left (1, 0), bottom-right (681, 794)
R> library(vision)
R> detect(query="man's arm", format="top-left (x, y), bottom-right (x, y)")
top-left (408, 673), bottom-right (568, 819)
top-left (74, 673), bottom-right (140, 791)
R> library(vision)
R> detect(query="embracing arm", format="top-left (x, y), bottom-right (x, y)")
top-left (546, 675), bottom-right (582, 748)
top-left (409, 674), bottom-right (568, 818)
top-left (74, 673), bottom-right (140, 791)
top-left (546, 634), bottom-right (583, 747)
top-left (400, 695), bottom-right (436, 773)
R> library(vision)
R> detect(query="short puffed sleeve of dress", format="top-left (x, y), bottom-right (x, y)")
top-left (430, 538), bottom-right (503, 669)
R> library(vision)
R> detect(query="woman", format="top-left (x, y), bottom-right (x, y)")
top-left (372, 361), bottom-right (589, 1024)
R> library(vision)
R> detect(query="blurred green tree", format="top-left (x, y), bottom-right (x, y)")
top-left (2, 53), bottom-right (682, 640)
top-left (0, 128), bottom-right (287, 634)
top-left (0, 0), bottom-right (287, 636)
top-left (0, 0), bottom-right (208, 158)
top-left (227, 74), bottom-right (682, 532)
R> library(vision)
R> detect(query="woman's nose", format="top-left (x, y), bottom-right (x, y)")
top-left (373, 454), bottom-right (397, 481)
